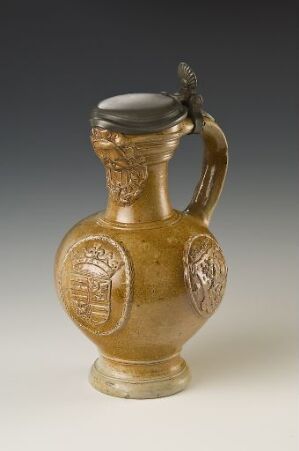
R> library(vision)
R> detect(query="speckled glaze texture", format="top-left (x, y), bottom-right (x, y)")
top-left (55, 116), bottom-right (228, 398)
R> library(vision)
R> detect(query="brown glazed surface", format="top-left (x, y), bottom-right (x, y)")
top-left (55, 116), bottom-right (228, 398)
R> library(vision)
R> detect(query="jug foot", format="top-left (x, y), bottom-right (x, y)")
top-left (89, 354), bottom-right (191, 399)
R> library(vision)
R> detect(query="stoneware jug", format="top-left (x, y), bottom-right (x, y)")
top-left (55, 63), bottom-right (228, 399)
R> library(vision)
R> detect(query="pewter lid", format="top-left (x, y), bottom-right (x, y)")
top-left (90, 63), bottom-right (204, 134)
top-left (90, 93), bottom-right (187, 134)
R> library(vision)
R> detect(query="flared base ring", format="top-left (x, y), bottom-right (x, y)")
top-left (89, 354), bottom-right (191, 399)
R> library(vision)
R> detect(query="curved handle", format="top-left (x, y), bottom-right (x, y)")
top-left (185, 114), bottom-right (228, 226)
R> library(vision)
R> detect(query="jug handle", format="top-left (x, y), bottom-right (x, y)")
top-left (185, 113), bottom-right (228, 226)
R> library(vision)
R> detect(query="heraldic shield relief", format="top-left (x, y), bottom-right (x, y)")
top-left (184, 234), bottom-right (227, 317)
top-left (58, 236), bottom-right (133, 335)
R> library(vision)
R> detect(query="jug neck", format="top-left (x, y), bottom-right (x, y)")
top-left (90, 120), bottom-right (193, 224)
top-left (104, 161), bottom-right (172, 223)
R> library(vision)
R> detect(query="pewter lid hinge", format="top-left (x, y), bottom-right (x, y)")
top-left (171, 62), bottom-right (205, 134)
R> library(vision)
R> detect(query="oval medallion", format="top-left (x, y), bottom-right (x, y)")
top-left (58, 235), bottom-right (133, 335)
top-left (184, 234), bottom-right (227, 317)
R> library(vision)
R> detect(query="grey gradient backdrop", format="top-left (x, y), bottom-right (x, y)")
top-left (1, 2), bottom-right (298, 451)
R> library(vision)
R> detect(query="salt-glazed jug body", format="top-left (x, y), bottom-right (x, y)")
top-left (55, 63), bottom-right (228, 399)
